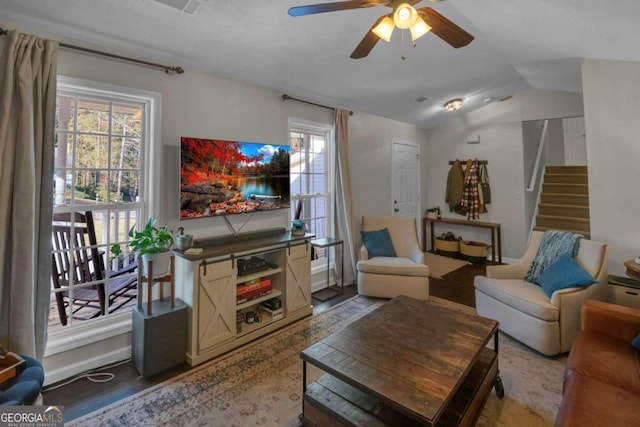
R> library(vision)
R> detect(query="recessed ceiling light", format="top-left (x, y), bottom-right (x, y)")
top-left (444, 98), bottom-right (463, 112)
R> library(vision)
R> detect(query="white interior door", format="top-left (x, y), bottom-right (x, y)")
top-left (391, 140), bottom-right (420, 224)
top-left (563, 117), bottom-right (588, 165)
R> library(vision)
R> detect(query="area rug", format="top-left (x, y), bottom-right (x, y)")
top-left (425, 251), bottom-right (471, 279)
top-left (69, 295), bottom-right (567, 427)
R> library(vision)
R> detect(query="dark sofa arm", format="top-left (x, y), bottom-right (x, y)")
top-left (581, 299), bottom-right (640, 342)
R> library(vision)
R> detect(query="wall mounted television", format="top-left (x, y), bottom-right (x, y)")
top-left (180, 137), bottom-right (290, 219)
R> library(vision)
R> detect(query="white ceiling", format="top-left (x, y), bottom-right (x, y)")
top-left (2, 0), bottom-right (640, 129)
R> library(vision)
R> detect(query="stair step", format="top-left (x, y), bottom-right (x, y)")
top-left (534, 226), bottom-right (591, 240)
top-left (538, 204), bottom-right (590, 218)
top-left (543, 173), bottom-right (588, 184)
top-left (536, 215), bottom-right (590, 232)
top-left (541, 193), bottom-right (589, 206)
top-left (542, 183), bottom-right (589, 195)
top-left (546, 165), bottom-right (588, 174)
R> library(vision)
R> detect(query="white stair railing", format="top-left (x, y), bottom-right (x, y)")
top-left (528, 165), bottom-right (547, 241)
top-left (527, 119), bottom-right (549, 192)
top-left (526, 119), bottom-right (549, 241)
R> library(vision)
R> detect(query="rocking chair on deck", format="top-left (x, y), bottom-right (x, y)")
top-left (51, 211), bottom-right (137, 326)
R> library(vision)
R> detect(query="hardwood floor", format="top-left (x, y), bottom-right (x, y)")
top-left (42, 262), bottom-right (487, 421)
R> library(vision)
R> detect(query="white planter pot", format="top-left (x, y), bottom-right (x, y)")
top-left (141, 251), bottom-right (172, 279)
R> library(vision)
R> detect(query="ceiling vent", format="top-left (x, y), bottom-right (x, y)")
top-left (153, 0), bottom-right (203, 15)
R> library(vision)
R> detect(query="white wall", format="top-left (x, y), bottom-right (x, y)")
top-left (349, 111), bottom-right (428, 235)
top-left (582, 58), bottom-right (640, 276)
top-left (422, 90), bottom-right (584, 259)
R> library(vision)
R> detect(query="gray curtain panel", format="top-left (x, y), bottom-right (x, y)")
top-left (333, 109), bottom-right (356, 285)
top-left (0, 30), bottom-right (58, 358)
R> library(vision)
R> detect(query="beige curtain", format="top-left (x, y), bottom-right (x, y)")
top-left (0, 30), bottom-right (58, 358)
top-left (333, 109), bottom-right (356, 285)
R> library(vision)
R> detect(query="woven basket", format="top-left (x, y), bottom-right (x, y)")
top-left (460, 240), bottom-right (490, 258)
top-left (435, 238), bottom-right (460, 253)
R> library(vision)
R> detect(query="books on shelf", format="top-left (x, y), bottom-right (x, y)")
top-left (236, 278), bottom-right (272, 304)
top-left (237, 278), bottom-right (271, 295)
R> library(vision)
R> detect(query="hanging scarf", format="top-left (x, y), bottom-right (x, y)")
top-left (461, 159), bottom-right (481, 220)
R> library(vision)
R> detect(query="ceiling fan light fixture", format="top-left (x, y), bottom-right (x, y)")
top-left (444, 98), bottom-right (463, 112)
top-left (372, 16), bottom-right (395, 42)
top-left (410, 16), bottom-right (432, 41)
top-left (393, 3), bottom-right (418, 29)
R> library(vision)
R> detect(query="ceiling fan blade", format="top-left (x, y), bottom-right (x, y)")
top-left (350, 15), bottom-right (387, 59)
top-left (288, 0), bottom-right (390, 17)
top-left (418, 7), bottom-right (474, 48)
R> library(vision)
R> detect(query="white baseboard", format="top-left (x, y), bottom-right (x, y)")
top-left (44, 346), bottom-right (131, 386)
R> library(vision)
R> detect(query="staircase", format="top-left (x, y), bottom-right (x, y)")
top-left (534, 165), bottom-right (590, 239)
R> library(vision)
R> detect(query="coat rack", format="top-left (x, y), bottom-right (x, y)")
top-left (449, 159), bottom-right (488, 165)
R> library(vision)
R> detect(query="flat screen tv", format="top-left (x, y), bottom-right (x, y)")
top-left (180, 137), bottom-right (290, 219)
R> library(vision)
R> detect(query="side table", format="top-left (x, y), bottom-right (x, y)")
top-left (608, 273), bottom-right (640, 309)
top-left (624, 259), bottom-right (640, 281)
top-left (311, 237), bottom-right (344, 302)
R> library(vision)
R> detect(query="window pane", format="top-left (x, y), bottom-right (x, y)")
top-left (77, 98), bottom-right (111, 134)
top-left (111, 137), bottom-right (142, 170)
top-left (310, 135), bottom-right (325, 153)
top-left (112, 103), bottom-right (143, 137)
top-left (56, 95), bottom-right (76, 131)
top-left (54, 132), bottom-right (74, 206)
top-left (109, 171), bottom-right (140, 203)
top-left (76, 135), bottom-right (108, 168)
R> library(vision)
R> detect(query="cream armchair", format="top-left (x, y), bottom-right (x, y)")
top-left (474, 231), bottom-right (608, 356)
top-left (356, 216), bottom-right (430, 300)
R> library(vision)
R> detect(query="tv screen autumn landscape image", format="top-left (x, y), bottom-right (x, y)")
top-left (180, 137), bottom-right (290, 219)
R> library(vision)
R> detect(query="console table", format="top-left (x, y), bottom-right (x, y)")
top-left (423, 217), bottom-right (502, 263)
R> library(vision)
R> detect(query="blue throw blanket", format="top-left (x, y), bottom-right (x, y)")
top-left (525, 230), bottom-right (583, 283)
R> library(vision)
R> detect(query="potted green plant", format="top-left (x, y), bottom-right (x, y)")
top-left (112, 216), bottom-right (174, 279)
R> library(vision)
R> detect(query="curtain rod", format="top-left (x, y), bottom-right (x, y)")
top-left (0, 26), bottom-right (184, 75)
top-left (281, 94), bottom-right (353, 115)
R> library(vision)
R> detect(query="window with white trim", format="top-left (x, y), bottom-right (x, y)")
top-left (49, 78), bottom-right (158, 334)
top-left (289, 120), bottom-right (334, 265)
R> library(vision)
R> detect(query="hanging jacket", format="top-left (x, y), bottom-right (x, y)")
top-left (445, 160), bottom-right (465, 212)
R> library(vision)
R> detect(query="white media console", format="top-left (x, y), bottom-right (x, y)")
top-left (174, 228), bottom-right (314, 366)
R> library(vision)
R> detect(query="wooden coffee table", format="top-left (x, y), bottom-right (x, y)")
top-left (300, 295), bottom-right (503, 426)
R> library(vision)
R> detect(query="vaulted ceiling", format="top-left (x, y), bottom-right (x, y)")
top-left (2, 0), bottom-right (640, 129)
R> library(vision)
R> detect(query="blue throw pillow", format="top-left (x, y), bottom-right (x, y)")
top-left (632, 334), bottom-right (640, 351)
top-left (535, 254), bottom-right (597, 298)
top-left (361, 228), bottom-right (397, 258)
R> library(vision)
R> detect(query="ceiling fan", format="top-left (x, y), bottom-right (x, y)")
top-left (288, 0), bottom-right (474, 59)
